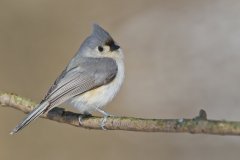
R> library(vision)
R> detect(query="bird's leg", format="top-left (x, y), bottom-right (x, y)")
top-left (96, 108), bottom-right (112, 130)
top-left (78, 112), bottom-right (92, 126)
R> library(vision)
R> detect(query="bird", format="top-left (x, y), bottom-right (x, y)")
top-left (11, 24), bottom-right (124, 134)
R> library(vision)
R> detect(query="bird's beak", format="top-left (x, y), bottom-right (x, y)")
top-left (106, 39), bottom-right (120, 51)
top-left (110, 43), bottom-right (120, 51)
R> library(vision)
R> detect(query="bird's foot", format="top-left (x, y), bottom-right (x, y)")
top-left (96, 108), bottom-right (113, 130)
top-left (78, 113), bottom-right (92, 126)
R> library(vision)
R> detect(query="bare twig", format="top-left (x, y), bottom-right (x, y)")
top-left (1, 92), bottom-right (240, 136)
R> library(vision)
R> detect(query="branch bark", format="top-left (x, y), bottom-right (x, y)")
top-left (1, 92), bottom-right (240, 136)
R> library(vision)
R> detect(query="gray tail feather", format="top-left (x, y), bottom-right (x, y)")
top-left (10, 101), bottom-right (50, 135)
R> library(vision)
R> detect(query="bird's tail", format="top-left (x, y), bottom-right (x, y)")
top-left (10, 101), bottom-right (50, 135)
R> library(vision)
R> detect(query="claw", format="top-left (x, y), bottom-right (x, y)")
top-left (96, 108), bottom-right (113, 130)
top-left (100, 114), bottom-right (110, 130)
top-left (78, 115), bottom-right (84, 126)
top-left (78, 113), bottom-right (92, 126)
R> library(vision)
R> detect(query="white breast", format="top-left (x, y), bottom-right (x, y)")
top-left (70, 58), bottom-right (124, 114)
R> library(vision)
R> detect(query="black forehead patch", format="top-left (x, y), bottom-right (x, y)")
top-left (105, 39), bottom-right (120, 51)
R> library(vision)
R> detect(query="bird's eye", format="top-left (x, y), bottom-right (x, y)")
top-left (98, 46), bottom-right (104, 52)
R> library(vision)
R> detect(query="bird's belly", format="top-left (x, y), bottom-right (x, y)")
top-left (70, 79), bottom-right (121, 114)
top-left (69, 59), bottom-right (124, 114)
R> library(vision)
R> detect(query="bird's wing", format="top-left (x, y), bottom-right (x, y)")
top-left (44, 57), bottom-right (118, 109)
top-left (11, 57), bottom-right (118, 134)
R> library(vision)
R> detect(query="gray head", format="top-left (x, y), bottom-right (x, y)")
top-left (77, 24), bottom-right (121, 58)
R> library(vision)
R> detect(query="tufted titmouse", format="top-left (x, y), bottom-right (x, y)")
top-left (11, 24), bottom-right (124, 134)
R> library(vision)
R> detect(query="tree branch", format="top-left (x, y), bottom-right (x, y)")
top-left (1, 92), bottom-right (240, 136)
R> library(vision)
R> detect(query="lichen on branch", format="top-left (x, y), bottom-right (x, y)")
top-left (1, 92), bottom-right (240, 136)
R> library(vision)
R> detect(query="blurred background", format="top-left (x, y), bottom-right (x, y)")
top-left (1, 0), bottom-right (240, 159)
